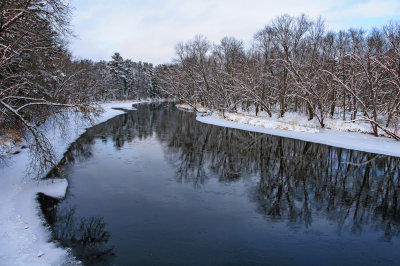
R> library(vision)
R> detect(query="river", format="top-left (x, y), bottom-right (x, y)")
top-left (39, 102), bottom-right (400, 265)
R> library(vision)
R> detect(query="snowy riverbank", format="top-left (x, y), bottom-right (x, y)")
top-left (0, 101), bottom-right (142, 265)
top-left (176, 104), bottom-right (400, 158)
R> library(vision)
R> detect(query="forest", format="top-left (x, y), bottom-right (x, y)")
top-left (1, 0), bottom-right (400, 172)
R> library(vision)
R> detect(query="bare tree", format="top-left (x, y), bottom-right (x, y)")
top-left (156, 15), bottom-right (400, 140)
top-left (0, 0), bottom-right (94, 176)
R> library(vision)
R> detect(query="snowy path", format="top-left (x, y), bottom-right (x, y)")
top-left (0, 102), bottom-right (141, 265)
top-left (197, 115), bottom-right (400, 158)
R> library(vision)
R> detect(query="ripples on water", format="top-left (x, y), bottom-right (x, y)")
top-left (39, 103), bottom-right (400, 265)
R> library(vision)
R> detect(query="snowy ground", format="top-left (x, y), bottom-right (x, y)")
top-left (0, 101), bottom-right (143, 265)
top-left (176, 104), bottom-right (400, 158)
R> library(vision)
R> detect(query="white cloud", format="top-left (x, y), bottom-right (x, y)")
top-left (69, 0), bottom-right (400, 64)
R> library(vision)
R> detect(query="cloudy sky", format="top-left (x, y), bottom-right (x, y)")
top-left (69, 0), bottom-right (400, 64)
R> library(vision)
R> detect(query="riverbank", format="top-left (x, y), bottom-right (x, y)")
top-left (176, 104), bottom-right (400, 158)
top-left (0, 101), bottom-right (144, 265)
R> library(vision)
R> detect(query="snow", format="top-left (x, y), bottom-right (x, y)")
top-left (176, 103), bottom-right (400, 158)
top-left (176, 103), bottom-right (209, 113)
top-left (0, 101), bottom-right (143, 265)
top-left (222, 112), bottom-right (320, 133)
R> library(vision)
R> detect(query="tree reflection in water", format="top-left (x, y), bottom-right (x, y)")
top-left (41, 103), bottom-right (400, 263)
top-left (38, 193), bottom-right (114, 264)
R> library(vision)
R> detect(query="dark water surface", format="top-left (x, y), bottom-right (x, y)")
top-left (39, 103), bottom-right (400, 265)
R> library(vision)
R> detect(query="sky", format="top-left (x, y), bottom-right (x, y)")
top-left (69, 0), bottom-right (400, 64)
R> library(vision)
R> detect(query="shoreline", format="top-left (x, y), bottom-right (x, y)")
top-left (177, 104), bottom-right (400, 158)
top-left (196, 115), bottom-right (400, 158)
top-left (0, 101), bottom-right (147, 265)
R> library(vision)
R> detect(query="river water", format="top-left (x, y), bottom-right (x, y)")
top-left (39, 103), bottom-right (400, 265)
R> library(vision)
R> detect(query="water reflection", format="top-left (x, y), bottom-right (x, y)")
top-left (38, 193), bottom-right (114, 264)
top-left (41, 103), bottom-right (400, 264)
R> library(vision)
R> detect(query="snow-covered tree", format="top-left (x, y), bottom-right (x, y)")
top-left (157, 15), bottom-right (400, 140)
top-left (0, 0), bottom-right (98, 175)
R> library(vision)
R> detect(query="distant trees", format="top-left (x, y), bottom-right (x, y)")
top-left (157, 15), bottom-right (400, 140)
top-left (94, 52), bottom-right (161, 100)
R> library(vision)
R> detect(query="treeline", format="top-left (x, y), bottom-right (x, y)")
top-left (156, 14), bottom-right (400, 140)
top-left (93, 52), bottom-right (164, 100)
